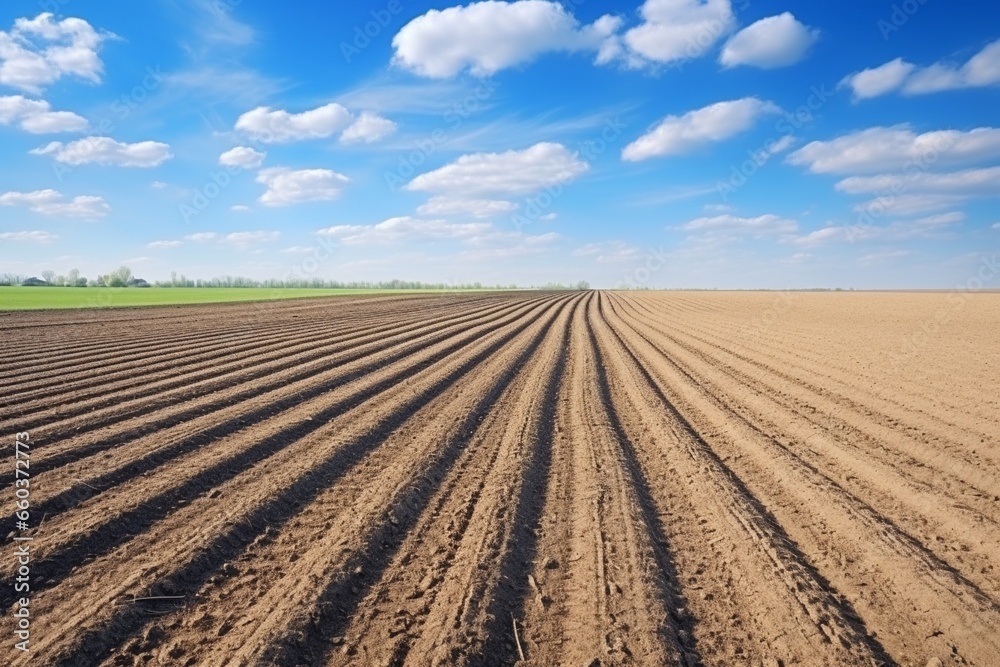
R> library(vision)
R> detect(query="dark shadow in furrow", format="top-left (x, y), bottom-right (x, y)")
top-left (260, 296), bottom-right (581, 667)
top-left (608, 295), bottom-right (1000, 613)
top-left (5, 297), bottom-right (525, 429)
top-left (2, 296), bottom-right (501, 404)
top-left (586, 295), bottom-right (702, 666)
top-left (51, 295), bottom-right (571, 667)
top-left (471, 294), bottom-right (579, 666)
top-left (0, 300), bottom-right (534, 498)
top-left (0, 297), bottom-right (567, 617)
top-left (0, 295), bottom-right (484, 381)
top-left (597, 296), bottom-right (899, 667)
top-left (1, 314), bottom-right (386, 407)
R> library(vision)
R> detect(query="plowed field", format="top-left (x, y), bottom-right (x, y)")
top-left (2, 291), bottom-right (998, 666)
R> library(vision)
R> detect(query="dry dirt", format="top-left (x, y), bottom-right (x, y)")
top-left (1, 290), bottom-right (998, 667)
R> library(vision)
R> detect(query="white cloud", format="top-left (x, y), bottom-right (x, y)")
top-left (0, 230), bottom-right (58, 242)
top-left (842, 39), bottom-right (1000, 100)
top-left (0, 13), bottom-right (112, 94)
top-left (147, 231), bottom-right (279, 250)
top-left (280, 246), bottom-right (314, 254)
top-left (30, 137), bottom-right (173, 167)
top-left (683, 213), bottom-right (797, 236)
top-left (340, 112), bottom-right (397, 144)
top-left (622, 97), bottom-right (780, 161)
top-left (391, 0), bottom-right (622, 77)
top-left (790, 226), bottom-right (848, 246)
top-left (0, 95), bottom-right (87, 133)
top-left (787, 125), bottom-right (1000, 174)
top-left (317, 216), bottom-right (492, 245)
top-left (230, 204), bottom-right (251, 212)
top-left (835, 166), bottom-right (1000, 196)
top-left (0, 188), bottom-right (109, 219)
top-left (184, 232), bottom-right (219, 242)
top-left (858, 250), bottom-right (911, 265)
top-left (416, 196), bottom-right (518, 218)
top-left (235, 102), bottom-right (352, 143)
top-left (150, 181), bottom-right (168, 189)
top-left (992, 222), bottom-right (1000, 230)
top-left (720, 13), bottom-right (818, 69)
top-left (219, 146), bottom-right (265, 169)
top-left (539, 212), bottom-right (558, 221)
top-left (911, 212), bottom-right (965, 226)
top-left (840, 58), bottom-right (915, 100)
top-left (853, 193), bottom-right (965, 217)
top-left (256, 167), bottom-right (351, 206)
top-left (624, 0), bottom-right (735, 65)
top-left (224, 231), bottom-right (280, 246)
top-left (406, 142), bottom-right (588, 197)
top-left (572, 240), bottom-right (641, 263)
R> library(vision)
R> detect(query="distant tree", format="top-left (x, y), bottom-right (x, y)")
top-left (108, 265), bottom-right (133, 287)
top-left (41, 270), bottom-right (55, 284)
top-left (576, 280), bottom-right (590, 290)
top-left (67, 268), bottom-right (80, 286)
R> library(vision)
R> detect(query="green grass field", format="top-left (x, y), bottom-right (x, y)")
top-left (0, 287), bottom-right (436, 311)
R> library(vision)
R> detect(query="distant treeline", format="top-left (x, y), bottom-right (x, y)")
top-left (1, 270), bottom-right (590, 291)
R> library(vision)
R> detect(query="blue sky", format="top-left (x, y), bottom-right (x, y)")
top-left (0, 0), bottom-right (998, 288)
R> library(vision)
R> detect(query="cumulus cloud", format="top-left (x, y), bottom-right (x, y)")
top-left (840, 58), bottom-right (915, 100)
top-left (391, 0), bottom-right (622, 77)
top-left (0, 230), bottom-right (58, 242)
top-left (0, 95), bottom-right (87, 133)
top-left (624, 0), bottom-right (735, 65)
top-left (235, 103), bottom-right (352, 143)
top-left (0, 188), bottom-right (109, 219)
top-left (30, 136), bottom-right (173, 167)
top-left (787, 125), bottom-right (1000, 174)
top-left (340, 112), bottom-right (397, 144)
top-left (218, 146), bottom-right (265, 169)
top-left (234, 103), bottom-right (397, 145)
top-left (416, 196), bottom-right (518, 218)
top-left (0, 13), bottom-right (113, 93)
top-left (146, 240), bottom-right (183, 249)
top-left (720, 13), bottom-right (818, 69)
top-left (406, 142), bottom-right (588, 197)
top-left (622, 97), bottom-right (780, 161)
top-left (841, 38), bottom-right (1000, 100)
top-left (256, 167), bottom-right (351, 206)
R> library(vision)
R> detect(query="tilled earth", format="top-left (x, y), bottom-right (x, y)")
top-left (1, 290), bottom-right (998, 666)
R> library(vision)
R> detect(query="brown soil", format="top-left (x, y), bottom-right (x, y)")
top-left (1, 291), bottom-right (997, 666)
